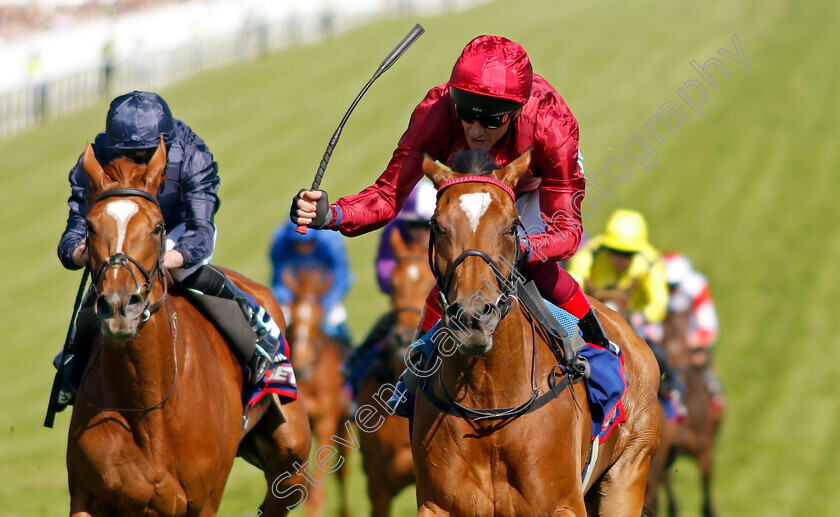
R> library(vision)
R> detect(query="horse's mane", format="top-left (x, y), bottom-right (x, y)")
top-left (451, 149), bottom-right (498, 176)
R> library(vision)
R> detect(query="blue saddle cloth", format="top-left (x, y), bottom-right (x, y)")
top-left (390, 300), bottom-right (626, 442)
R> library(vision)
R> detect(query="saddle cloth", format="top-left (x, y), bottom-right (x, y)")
top-left (390, 299), bottom-right (627, 443)
top-left (243, 335), bottom-right (298, 412)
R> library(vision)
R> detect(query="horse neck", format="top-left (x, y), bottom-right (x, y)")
top-left (440, 306), bottom-right (535, 406)
top-left (98, 304), bottom-right (177, 409)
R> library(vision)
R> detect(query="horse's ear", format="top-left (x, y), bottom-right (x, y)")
top-left (318, 271), bottom-right (333, 298)
top-left (494, 149), bottom-right (531, 188)
top-left (83, 142), bottom-right (106, 192)
top-left (282, 268), bottom-right (298, 295)
top-left (422, 154), bottom-right (456, 188)
top-left (144, 136), bottom-right (167, 193)
top-left (390, 226), bottom-right (409, 259)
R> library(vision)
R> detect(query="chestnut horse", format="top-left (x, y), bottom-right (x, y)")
top-left (658, 307), bottom-right (724, 517)
top-left (587, 284), bottom-right (680, 516)
top-left (413, 150), bottom-right (661, 516)
top-left (357, 228), bottom-right (436, 516)
top-left (282, 267), bottom-right (352, 517)
top-left (67, 139), bottom-right (311, 516)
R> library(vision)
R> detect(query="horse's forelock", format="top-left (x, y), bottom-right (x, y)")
top-left (451, 149), bottom-right (498, 176)
top-left (87, 158), bottom-right (157, 204)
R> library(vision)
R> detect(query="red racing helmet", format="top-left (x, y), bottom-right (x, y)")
top-left (448, 35), bottom-right (533, 115)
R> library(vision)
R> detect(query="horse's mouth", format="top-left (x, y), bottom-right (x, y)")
top-left (100, 316), bottom-right (139, 340)
top-left (450, 330), bottom-right (494, 356)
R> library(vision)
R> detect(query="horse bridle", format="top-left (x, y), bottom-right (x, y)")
top-left (428, 177), bottom-right (529, 326)
top-left (88, 187), bottom-right (168, 321)
top-left (82, 187), bottom-right (178, 413)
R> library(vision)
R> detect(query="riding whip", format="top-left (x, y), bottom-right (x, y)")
top-left (44, 267), bottom-right (90, 428)
top-left (296, 23), bottom-right (425, 234)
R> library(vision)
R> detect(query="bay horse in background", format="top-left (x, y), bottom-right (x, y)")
top-left (659, 307), bottom-right (724, 517)
top-left (413, 150), bottom-right (661, 516)
top-left (587, 283), bottom-right (681, 516)
top-left (282, 267), bottom-right (352, 517)
top-left (67, 139), bottom-right (311, 516)
top-left (357, 228), bottom-right (436, 517)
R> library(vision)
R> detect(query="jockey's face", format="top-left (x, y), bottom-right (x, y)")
top-left (405, 220), bottom-right (430, 244)
top-left (460, 114), bottom-right (514, 150)
top-left (115, 148), bottom-right (156, 165)
top-left (607, 248), bottom-right (634, 274)
top-left (293, 241), bottom-right (317, 256)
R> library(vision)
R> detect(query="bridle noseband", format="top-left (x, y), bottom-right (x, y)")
top-left (88, 187), bottom-right (168, 320)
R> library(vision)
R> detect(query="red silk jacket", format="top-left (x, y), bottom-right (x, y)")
top-left (333, 73), bottom-right (585, 263)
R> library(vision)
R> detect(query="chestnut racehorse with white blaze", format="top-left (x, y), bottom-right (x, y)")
top-left (412, 150), bottom-right (661, 516)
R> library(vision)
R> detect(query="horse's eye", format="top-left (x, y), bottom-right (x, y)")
top-left (153, 223), bottom-right (164, 235)
top-left (430, 219), bottom-right (443, 235)
top-left (85, 221), bottom-right (95, 235)
top-left (509, 224), bottom-right (518, 235)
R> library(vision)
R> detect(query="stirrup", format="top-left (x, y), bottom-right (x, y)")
top-left (246, 343), bottom-right (273, 384)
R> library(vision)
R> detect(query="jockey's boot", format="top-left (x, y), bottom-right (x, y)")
top-left (648, 339), bottom-right (688, 418)
top-left (179, 265), bottom-right (283, 385)
top-left (52, 305), bottom-right (98, 412)
top-left (341, 312), bottom-right (395, 379)
top-left (577, 309), bottom-right (612, 349)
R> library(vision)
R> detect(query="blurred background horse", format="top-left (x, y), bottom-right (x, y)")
top-left (659, 307), bottom-right (724, 517)
top-left (283, 267), bottom-right (352, 517)
top-left (356, 229), bottom-right (435, 516)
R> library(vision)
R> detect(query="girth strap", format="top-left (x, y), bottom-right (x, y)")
top-left (417, 364), bottom-right (576, 422)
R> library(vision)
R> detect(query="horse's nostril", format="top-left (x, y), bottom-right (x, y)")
top-left (128, 294), bottom-right (144, 309)
top-left (96, 296), bottom-right (114, 319)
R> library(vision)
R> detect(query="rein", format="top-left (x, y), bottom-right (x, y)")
top-left (88, 188), bottom-right (168, 320)
top-left (84, 303), bottom-right (179, 413)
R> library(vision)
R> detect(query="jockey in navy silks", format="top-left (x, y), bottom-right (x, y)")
top-left (290, 35), bottom-right (614, 350)
top-left (53, 91), bottom-right (284, 411)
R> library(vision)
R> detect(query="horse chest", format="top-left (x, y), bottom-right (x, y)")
top-left (72, 418), bottom-right (206, 515)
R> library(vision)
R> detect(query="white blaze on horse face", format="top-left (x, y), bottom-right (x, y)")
top-left (106, 200), bottom-right (139, 254)
top-left (407, 264), bottom-right (420, 281)
top-left (105, 200), bottom-right (139, 280)
top-left (458, 193), bottom-right (491, 233)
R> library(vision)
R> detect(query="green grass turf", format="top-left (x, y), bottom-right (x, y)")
top-left (1, 0), bottom-right (838, 515)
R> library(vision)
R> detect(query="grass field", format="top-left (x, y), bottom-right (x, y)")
top-left (1, 0), bottom-right (838, 515)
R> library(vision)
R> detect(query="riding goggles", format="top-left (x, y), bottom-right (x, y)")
top-left (455, 104), bottom-right (514, 129)
top-left (115, 148), bottom-right (156, 164)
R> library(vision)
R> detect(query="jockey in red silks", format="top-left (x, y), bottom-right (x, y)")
top-left (291, 35), bottom-right (612, 348)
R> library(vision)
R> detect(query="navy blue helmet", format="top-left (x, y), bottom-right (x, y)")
top-left (105, 91), bottom-right (175, 150)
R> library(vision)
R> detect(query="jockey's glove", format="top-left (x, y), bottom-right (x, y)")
top-left (290, 189), bottom-right (334, 229)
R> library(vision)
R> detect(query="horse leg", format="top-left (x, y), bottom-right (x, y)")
top-left (698, 448), bottom-right (716, 517)
top-left (240, 396), bottom-right (312, 517)
top-left (304, 411), bottom-right (339, 517)
top-left (366, 464), bottom-right (394, 517)
top-left (334, 419), bottom-right (353, 517)
top-left (590, 452), bottom-right (654, 517)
